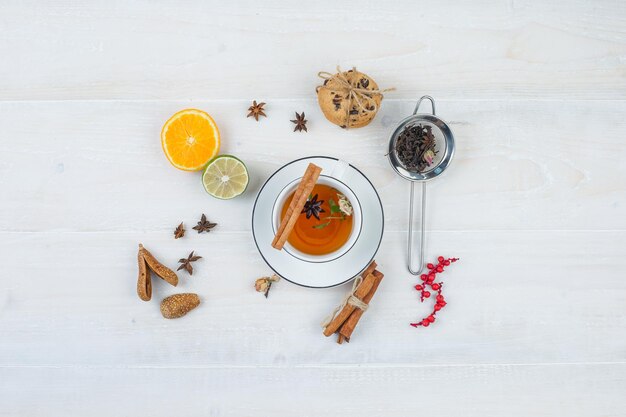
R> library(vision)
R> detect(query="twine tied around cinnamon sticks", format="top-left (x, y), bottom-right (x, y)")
top-left (321, 261), bottom-right (384, 344)
top-left (321, 276), bottom-right (369, 329)
top-left (317, 66), bottom-right (395, 124)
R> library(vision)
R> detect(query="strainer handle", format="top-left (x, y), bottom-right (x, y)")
top-left (407, 181), bottom-right (426, 275)
top-left (413, 95), bottom-right (436, 116)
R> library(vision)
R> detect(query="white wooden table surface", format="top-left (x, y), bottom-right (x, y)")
top-left (1, 1), bottom-right (625, 415)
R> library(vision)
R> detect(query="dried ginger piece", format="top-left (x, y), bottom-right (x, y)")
top-left (139, 244), bottom-right (178, 286)
top-left (136, 249), bottom-right (152, 301)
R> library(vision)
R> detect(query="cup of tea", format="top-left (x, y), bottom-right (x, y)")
top-left (272, 160), bottom-right (363, 263)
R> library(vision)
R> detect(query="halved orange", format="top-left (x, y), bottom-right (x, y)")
top-left (161, 109), bottom-right (220, 171)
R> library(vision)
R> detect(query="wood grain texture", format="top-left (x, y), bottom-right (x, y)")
top-left (1, 0), bottom-right (625, 414)
top-left (0, 0), bottom-right (625, 100)
top-left (0, 230), bottom-right (624, 367)
top-left (0, 99), bottom-right (624, 232)
top-left (1, 364), bottom-right (625, 417)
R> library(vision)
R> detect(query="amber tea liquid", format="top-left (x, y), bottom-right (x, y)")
top-left (280, 184), bottom-right (353, 255)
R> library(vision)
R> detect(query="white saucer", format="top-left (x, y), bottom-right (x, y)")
top-left (252, 156), bottom-right (384, 288)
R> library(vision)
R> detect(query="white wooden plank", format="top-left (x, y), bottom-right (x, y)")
top-left (0, 99), bottom-right (624, 232)
top-left (0, 0), bottom-right (625, 100)
top-left (0, 364), bottom-right (624, 417)
top-left (1, 1), bottom-right (625, 413)
top-left (0, 230), bottom-right (624, 366)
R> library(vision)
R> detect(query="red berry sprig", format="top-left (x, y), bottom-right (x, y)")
top-left (410, 256), bottom-right (459, 328)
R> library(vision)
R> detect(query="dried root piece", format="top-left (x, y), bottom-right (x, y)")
top-left (160, 293), bottom-right (200, 319)
top-left (136, 249), bottom-right (152, 301)
top-left (139, 244), bottom-right (178, 286)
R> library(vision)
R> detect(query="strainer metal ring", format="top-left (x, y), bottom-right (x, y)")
top-left (387, 96), bottom-right (455, 275)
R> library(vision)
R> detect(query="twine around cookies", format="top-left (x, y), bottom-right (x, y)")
top-left (321, 275), bottom-right (369, 330)
top-left (316, 66), bottom-right (395, 129)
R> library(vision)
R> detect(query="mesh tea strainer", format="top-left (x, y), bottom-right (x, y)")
top-left (387, 96), bottom-right (455, 275)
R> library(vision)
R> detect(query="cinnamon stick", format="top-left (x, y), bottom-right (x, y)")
top-left (335, 261), bottom-right (377, 342)
top-left (339, 270), bottom-right (384, 341)
top-left (360, 260), bottom-right (377, 280)
top-left (271, 163), bottom-right (322, 250)
top-left (323, 272), bottom-right (377, 337)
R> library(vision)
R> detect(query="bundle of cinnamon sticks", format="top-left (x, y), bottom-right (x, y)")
top-left (322, 261), bottom-right (384, 344)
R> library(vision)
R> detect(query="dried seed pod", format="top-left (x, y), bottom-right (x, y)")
top-left (160, 293), bottom-right (200, 319)
top-left (139, 244), bottom-right (178, 286)
top-left (136, 249), bottom-right (152, 301)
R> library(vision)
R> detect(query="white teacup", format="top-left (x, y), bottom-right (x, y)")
top-left (272, 160), bottom-right (363, 263)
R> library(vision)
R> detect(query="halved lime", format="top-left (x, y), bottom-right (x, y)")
top-left (202, 155), bottom-right (249, 199)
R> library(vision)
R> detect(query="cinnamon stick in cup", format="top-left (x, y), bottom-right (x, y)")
top-left (271, 163), bottom-right (322, 250)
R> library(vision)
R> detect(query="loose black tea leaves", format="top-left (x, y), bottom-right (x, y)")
top-left (395, 124), bottom-right (437, 172)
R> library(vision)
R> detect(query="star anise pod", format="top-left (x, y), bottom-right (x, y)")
top-left (177, 251), bottom-right (202, 275)
top-left (247, 100), bottom-right (267, 121)
top-left (291, 112), bottom-right (308, 132)
top-left (302, 193), bottom-right (325, 220)
top-left (174, 222), bottom-right (185, 239)
top-left (192, 214), bottom-right (217, 233)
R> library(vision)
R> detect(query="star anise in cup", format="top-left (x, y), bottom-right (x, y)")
top-left (291, 112), bottom-right (308, 132)
top-left (247, 100), bottom-right (267, 121)
top-left (192, 214), bottom-right (217, 233)
top-left (302, 194), bottom-right (325, 220)
top-left (177, 251), bottom-right (202, 275)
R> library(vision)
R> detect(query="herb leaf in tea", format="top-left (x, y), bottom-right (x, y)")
top-left (312, 221), bottom-right (331, 229)
top-left (328, 198), bottom-right (341, 214)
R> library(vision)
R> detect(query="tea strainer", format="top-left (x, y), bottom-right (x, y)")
top-left (387, 96), bottom-right (455, 275)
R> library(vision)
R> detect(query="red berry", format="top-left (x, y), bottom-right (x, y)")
top-left (410, 257), bottom-right (458, 328)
